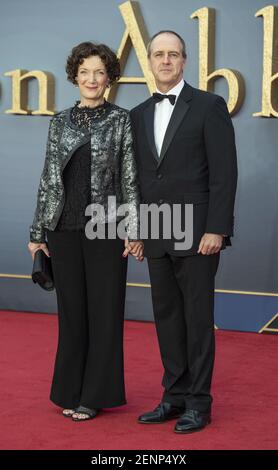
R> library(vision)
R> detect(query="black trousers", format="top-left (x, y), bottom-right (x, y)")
top-left (46, 228), bottom-right (127, 409)
top-left (147, 252), bottom-right (220, 413)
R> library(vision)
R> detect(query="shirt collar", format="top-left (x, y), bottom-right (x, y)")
top-left (156, 78), bottom-right (185, 99)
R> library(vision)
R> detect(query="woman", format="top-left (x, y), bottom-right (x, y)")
top-left (28, 42), bottom-right (143, 422)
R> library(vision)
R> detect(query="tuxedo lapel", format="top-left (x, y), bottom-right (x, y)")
top-left (158, 81), bottom-right (193, 168)
top-left (143, 99), bottom-right (160, 163)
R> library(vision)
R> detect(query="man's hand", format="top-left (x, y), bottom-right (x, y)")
top-left (122, 239), bottom-right (144, 261)
top-left (197, 233), bottom-right (223, 255)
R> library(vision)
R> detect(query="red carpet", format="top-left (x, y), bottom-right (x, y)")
top-left (0, 310), bottom-right (277, 450)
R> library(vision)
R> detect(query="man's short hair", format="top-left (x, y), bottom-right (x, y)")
top-left (147, 30), bottom-right (187, 59)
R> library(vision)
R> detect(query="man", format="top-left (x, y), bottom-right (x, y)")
top-left (130, 31), bottom-right (237, 433)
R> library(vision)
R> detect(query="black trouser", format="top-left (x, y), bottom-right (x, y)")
top-left (46, 228), bottom-right (127, 409)
top-left (147, 252), bottom-right (220, 413)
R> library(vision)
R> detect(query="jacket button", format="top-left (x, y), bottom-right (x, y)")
top-left (157, 173), bottom-right (162, 179)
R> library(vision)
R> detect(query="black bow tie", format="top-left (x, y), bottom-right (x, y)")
top-left (153, 92), bottom-right (176, 105)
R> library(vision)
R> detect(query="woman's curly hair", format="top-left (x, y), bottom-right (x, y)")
top-left (66, 41), bottom-right (121, 85)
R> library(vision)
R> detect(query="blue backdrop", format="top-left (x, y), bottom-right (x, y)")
top-left (0, 0), bottom-right (278, 333)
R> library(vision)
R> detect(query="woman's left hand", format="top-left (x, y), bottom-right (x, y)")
top-left (122, 239), bottom-right (144, 261)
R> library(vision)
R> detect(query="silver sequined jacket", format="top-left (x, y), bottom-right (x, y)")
top-left (29, 104), bottom-right (140, 243)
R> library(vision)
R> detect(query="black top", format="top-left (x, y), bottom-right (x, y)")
top-left (55, 100), bottom-right (111, 231)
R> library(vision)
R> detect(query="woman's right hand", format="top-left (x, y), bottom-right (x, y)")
top-left (28, 242), bottom-right (50, 260)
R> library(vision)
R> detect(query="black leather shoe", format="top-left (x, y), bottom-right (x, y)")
top-left (174, 409), bottom-right (211, 433)
top-left (138, 402), bottom-right (185, 424)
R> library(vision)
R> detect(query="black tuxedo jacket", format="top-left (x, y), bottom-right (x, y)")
top-left (130, 81), bottom-right (238, 257)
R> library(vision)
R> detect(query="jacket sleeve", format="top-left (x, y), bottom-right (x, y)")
top-left (29, 118), bottom-right (54, 243)
top-left (204, 96), bottom-right (238, 236)
top-left (120, 112), bottom-right (141, 240)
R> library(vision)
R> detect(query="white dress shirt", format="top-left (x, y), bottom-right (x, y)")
top-left (154, 78), bottom-right (185, 156)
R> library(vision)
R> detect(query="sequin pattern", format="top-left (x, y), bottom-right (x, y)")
top-left (29, 102), bottom-right (140, 242)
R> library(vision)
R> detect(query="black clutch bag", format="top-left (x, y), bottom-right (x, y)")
top-left (32, 248), bottom-right (55, 291)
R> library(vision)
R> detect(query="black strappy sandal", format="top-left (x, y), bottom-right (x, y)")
top-left (71, 405), bottom-right (98, 422)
